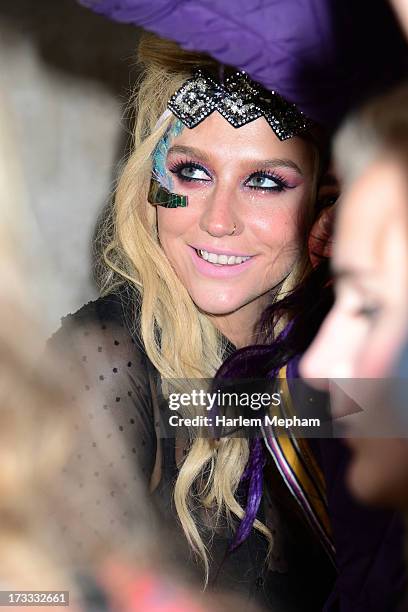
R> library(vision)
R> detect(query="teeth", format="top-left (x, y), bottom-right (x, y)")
top-left (197, 249), bottom-right (251, 265)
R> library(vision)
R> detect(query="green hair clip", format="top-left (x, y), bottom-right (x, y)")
top-left (147, 177), bottom-right (188, 208)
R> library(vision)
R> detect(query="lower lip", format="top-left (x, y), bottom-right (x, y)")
top-left (189, 247), bottom-right (255, 278)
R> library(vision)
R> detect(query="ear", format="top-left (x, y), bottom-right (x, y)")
top-left (308, 169), bottom-right (340, 267)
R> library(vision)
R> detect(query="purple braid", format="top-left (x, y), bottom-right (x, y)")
top-left (229, 437), bottom-right (266, 552)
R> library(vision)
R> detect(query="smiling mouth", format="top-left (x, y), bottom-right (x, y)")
top-left (195, 248), bottom-right (252, 266)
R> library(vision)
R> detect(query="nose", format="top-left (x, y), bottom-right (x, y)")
top-left (199, 183), bottom-right (241, 238)
top-left (300, 310), bottom-right (354, 389)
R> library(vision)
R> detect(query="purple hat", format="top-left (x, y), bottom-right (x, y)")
top-left (79, 0), bottom-right (407, 128)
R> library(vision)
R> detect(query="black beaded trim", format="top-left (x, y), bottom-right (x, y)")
top-left (168, 68), bottom-right (313, 141)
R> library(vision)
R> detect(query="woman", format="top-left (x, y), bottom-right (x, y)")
top-left (301, 84), bottom-right (408, 509)
top-left (52, 33), bottom-right (335, 610)
top-left (299, 88), bottom-right (408, 612)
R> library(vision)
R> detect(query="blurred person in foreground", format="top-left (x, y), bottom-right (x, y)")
top-left (300, 85), bottom-right (408, 510)
top-left (391, 0), bottom-right (408, 39)
top-left (0, 95), bottom-right (259, 612)
top-left (300, 83), bottom-right (408, 609)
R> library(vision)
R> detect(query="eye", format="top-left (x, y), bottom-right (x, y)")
top-left (180, 166), bottom-right (211, 181)
top-left (245, 172), bottom-right (287, 192)
top-left (169, 161), bottom-right (212, 183)
top-left (355, 303), bottom-right (382, 321)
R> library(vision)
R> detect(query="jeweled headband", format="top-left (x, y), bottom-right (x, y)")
top-left (168, 68), bottom-right (313, 141)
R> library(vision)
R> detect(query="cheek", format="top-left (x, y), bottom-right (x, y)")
top-left (355, 319), bottom-right (408, 377)
top-left (157, 207), bottom-right (196, 245)
top-left (156, 208), bottom-right (195, 275)
top-left (249, 200), bottom-right (303, 250)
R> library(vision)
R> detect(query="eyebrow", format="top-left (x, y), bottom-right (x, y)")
top-left (168, 145), bottom-right (211, 164)
top-left (332, 267), bottom-right (376, 283)
top-left (167, 145), bottom-right (304, 175)
top-left (260, 158), bottom-right (304, 176)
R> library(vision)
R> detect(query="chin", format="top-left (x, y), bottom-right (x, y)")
top-left (347, 466), bottom-right (376, 505)
top-left (346, 437), bottom-right (408, 508)
top-left (346, 458), bottom-right (391, 507)
top-left (194, 299), bottom-right (245, 317)
top-left (189, 290), bottom-right (249, 317)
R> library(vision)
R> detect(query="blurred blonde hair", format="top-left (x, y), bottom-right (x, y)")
top-left (0, 91), bottom-right (74, 588)
top-left (0, 93), bottom-right (157, 594)
top-left (335, 83), bottom-right (408, 186)
top-left (100, 33), bottom-right (321, 580)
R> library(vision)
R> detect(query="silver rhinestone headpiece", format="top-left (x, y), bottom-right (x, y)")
top-left (168, 68), bottom-right (313, 141)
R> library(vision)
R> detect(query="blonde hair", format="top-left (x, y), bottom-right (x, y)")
top-left (100, 33), bottom-right (321, 580)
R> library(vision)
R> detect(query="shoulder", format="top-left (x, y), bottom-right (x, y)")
top-left (48, 289), bottom-right (155, 390)
top-left (50, 287), bottom-right (144, 354)
top-left (58, 287), bottom-right (139, 332)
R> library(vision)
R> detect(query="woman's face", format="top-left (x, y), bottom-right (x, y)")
top-left (302, 157), bottom-right (408, 378)
top-left (300, 156), bottom-right (408, 506)
top-left (156, 113), bottom-right (314, 335)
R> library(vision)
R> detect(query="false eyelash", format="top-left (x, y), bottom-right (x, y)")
top-left (245, 169), bottom-right (291, 191)
top-left (168, 158), bottom-right (212, 182)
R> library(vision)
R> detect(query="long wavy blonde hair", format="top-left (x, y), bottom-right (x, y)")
top-left (100, 33), bottom-right (321, 580)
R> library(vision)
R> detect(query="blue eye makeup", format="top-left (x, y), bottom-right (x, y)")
top-left (152, 119), bottom-right (185, 190)
top-left (168, 159), bottom-right (293, 194)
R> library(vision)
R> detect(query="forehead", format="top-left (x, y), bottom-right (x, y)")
top-left (335, 157), bottom-right (408, 270)
top-left (170, 112), bottom-right (313, 168)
